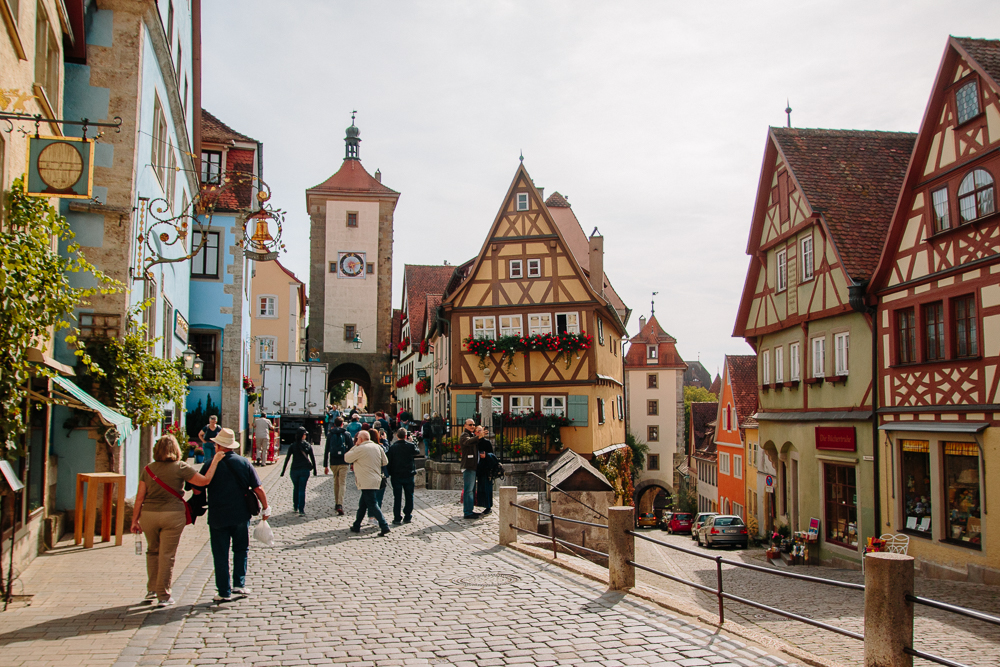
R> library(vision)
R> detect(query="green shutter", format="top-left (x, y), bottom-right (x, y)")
top-left (567, 395), bottom-right (588, 427)
top-left (455, 394), bottom-right (477, 423)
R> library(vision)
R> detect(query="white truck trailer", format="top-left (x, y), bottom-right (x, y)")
top-left (259, 362), bottom-right (328, 443)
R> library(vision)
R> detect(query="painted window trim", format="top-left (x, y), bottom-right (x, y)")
top-left (555, 311), bottom-right (580, 334)
top-left (510, 395), bottom-right (534, 415)
top-left (811, 336), bottom-right (826, 378)
top-left (528, 313), bottom-right (552, 336)
top-left (509, 259), bottom-right (523, 279)
top-left (472, 316), bottom-right (496, 340)
top-left (789, 341), bottom-right (801, 381)
top-left (776, 248), bottom-right (788, 292)
top-left (527, 258), bottom-right (541, 278)
top-left (834, 332), bottom-right (849, 376)
top-left (257, 294), bottom-right (278, 319)
top-left (346, 211), bottom-right (359, 227)
top-left (516, 192), bottom-right (529, 211)
top-left (256, 336), bottom-right (277, 363)
top-left (800, 235), bottom-right (814, 282)
top-left (499, 314), bottom-right (523, 337)
top-left (647, 425), bottom-right (659, 442)
top-left (541, 395), bottom-right (566, 417)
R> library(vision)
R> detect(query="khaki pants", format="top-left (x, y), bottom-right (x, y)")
top-left (331, 464), bottom-right (349, 507)
top-left (141, 510), bottom-right (186, 601)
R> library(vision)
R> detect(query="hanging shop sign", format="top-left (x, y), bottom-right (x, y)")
top-left (174, 310), bottom-right (189, 344)
top-left (815, 426), bottom-right (856, 452)
top-left (25, 135), bottom-right (94, 198)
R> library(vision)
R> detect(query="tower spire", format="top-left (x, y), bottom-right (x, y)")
top-left (785, 99), bottom-right (792, 128)
top-left (345, 111), bottom-right (361, 160)
top-left (651, 291), bottom-right (658, 316)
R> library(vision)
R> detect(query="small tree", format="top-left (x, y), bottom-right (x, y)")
top-left (329, 380), bottom-right (350, 406)
top-left (625, 430), bottom-right (649, 484)
top-left (0, 178), bottom-right (118, 459)
top-left (186, 394), bottom-right (221, 441)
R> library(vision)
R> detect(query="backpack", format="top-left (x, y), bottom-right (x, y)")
top-left (485, 453), bottom-right (504, 481)
top-left (327, 428), bottom-right (350, 457)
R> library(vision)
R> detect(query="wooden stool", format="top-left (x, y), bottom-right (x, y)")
top-left (74, 472), bottom-right (126, 548)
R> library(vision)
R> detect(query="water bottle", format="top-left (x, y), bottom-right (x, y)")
top-left (135, 534), bottom-right (143, 555)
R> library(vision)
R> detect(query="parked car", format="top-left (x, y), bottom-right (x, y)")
top-left (696, 515), bottom-right (749, 549)
top-left (636, 512), bottom-right (659, 528)
top-left (661, 511), bottom-right (693, 534)
top-left (691, 512), bottom-right (718, 540)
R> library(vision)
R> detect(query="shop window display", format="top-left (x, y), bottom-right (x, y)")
top-left (943, 442), bottom-right (981, 548)
top-left (900, 440), bottom-right (932, 537)
top-left (824, 464), bottom-right (858, 548)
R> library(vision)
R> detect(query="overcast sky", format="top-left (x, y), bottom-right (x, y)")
top-left (201, 1), bottom-right (999, 379)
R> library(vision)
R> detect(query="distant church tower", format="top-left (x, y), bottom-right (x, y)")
top-left (306, 116), bottom-right (399, 410)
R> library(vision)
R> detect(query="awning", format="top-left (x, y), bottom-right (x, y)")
top-left (51, 376), bottom-right (134, 444)
top-left (878, 422), bottom-right (988, 434)
top-left (592, 442), bottom-right (628, 457)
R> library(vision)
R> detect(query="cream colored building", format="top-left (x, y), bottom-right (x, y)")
top-left (248, 259), bottom-right (306, 386)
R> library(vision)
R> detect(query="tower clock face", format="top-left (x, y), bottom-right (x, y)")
top-left (339, 252), bottom-right (365, 277)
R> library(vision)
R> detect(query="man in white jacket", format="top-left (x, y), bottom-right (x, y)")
top-left (345, 430), bottom-right (390, 536)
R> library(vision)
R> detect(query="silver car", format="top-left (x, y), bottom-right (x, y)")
top-left (696, 515), bottom-right (749, 549)
top-left (690, 512), bottom-right (717, 540)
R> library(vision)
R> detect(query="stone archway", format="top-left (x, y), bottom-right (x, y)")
top-left (329, 363), bottom-right (372, 410)
top-left (634, 479), bottom-right (674, 517)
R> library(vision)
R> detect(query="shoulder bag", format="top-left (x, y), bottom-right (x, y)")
top-left (144, 465), bottom-right (194, 525)
top-left (223, 455), bottom-right (261, 516)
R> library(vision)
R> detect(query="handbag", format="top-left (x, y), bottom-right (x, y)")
top-left (223, 455), bottom-right (261, 516)
top-left (144, 465), bottom-right (194, 525)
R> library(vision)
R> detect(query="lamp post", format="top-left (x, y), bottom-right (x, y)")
top-left (480, 366), bottom-right (492, 428)
top-left (182, 346), bottom-right (197, 370)
top-left (192, 356), bottom-right (205, 379)
top-left (353, 333), bottom-right (363, 350)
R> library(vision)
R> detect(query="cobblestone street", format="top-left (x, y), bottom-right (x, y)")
top-left (1, 447), bottom-right (795, 667)
top-left (632, 530), bottom-right (1000, 667)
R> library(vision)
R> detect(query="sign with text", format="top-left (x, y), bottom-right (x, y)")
top-left (815, 426), bottom-right (856, 452)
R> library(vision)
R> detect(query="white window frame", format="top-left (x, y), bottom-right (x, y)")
top-left (775, 346), bottom-right (784, 384)
top-left (762, 349), bottom-right (770, 385)
top-left (527, 258), bottom-right (541, 278)
top-left (720, 452), bottom-right (731, 475)
top-left (510, 395), bottom-right (534, 415)
top-left (734, 455), bottom-right (743, 479)
top-left (258, 295), bottom-right (277, 318)
top-left (800, 235), bottom-right (814, 281)
top-left (499, 314), bottom-right (523, 337)
top-left (835, 332), bottom-right (849, 376)
top-left (542, 396), bottom-right (565, 417)
top-left (491, 396), bottom-right (503, 414)
top-left (516, 192), bottom-right (529, 211)
top-left (647, 344), bottom-right (657, 359)
top-left (555, 312), bottom-right (579, 334)
top-left (256, 336), bottom-right (276, 363)
top-left (790, 342), bottom-right (801, 381)
top-left (509, 259), bottom-right (523, 279)
top-left (598, 398), bottom-right (606, 424)
top-left (776, 248), bottom-right (788, 292)
top-left (473, 316), bottom-right (496, 340)
top-left (528, 313), bottom-right (551, 335)
top-left (733, 502), bottom-right (744, 520)
top-left (617, 395), bottom-right (624, 421)
top-left (812, 336), bottom-right (826, 378)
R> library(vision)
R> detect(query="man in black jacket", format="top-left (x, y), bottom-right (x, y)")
top-left (324, 416), bottom-right (353, 516)
top-left (386, 428), bottom-right (419, 524)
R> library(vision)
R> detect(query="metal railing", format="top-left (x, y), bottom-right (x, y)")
top-left (511, 502), bottom-right (609, 560)
top-left (901, 593), bottom-right (1000, 667)
top-left (429, 421), bottom-right (548, 463)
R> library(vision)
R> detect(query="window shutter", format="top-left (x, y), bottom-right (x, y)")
top-left (567, 395), bottom-right (588, 427)
top-left (455, 394), bottom-right (477, 423)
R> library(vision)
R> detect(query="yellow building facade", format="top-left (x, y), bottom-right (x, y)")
top-left (248, 259), bottom-right (306, 386)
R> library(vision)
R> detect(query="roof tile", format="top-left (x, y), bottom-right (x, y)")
top-left (954, 37), bottom-right (1000, 87)
top-left (726, 354), bottom-right (759, 426)
top-left (404, 265), bottom-right (456, 347)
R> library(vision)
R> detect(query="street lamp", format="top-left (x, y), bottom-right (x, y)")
top-left (182, 346), bottom-right (197, 370)
top-left (192, 356), bottom-right (205, 379)
top-left (353, 333), bottom-right (363, 350)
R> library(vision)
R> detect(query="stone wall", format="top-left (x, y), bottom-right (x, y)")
top-left (551, 490), bottom-right (613, 555)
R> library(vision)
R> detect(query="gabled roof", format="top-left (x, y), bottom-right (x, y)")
top-left (624, 315), bottom-right (686, 369)
top-left (684, 361), bottom-right (712, 389)
top-left (307, 159), bottom-right (399, 197)
top-left (709, 374), bottom-right (722, 396)
top-left (691, 401), bottom-right (718, 454)
top-left (403, 265), bottom-right (455, 348)
top-left (725, 354), bottom-right (759, 427)
top-left (954, 37), bottom-right (1000, 86)
top-left (770, 128), bottom-right (915, 281)
top-left (202, 109), bottom-right (257, 145)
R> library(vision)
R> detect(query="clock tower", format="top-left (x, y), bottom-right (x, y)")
top-left (306, 117), bottom-right (399, 410)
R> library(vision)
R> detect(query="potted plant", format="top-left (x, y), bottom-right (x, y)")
top-left (192, 444), bottom-right (205, 464)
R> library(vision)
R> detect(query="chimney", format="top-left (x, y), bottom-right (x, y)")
top-left (375, 169), bottom-right (382, 183)
top-left (588, 231), bottom-right (604, 296)
top-left (537, 187), bottom-right (544, 200)
top-left (639, 315), bottom-right (647, 330)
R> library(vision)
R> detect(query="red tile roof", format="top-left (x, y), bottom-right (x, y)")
top-left (390, 309), bottom-right (403, 358)
top-left (726, 354), bottom-right (759, 426)
top-left (201, 109), bottom-right (257, 145)
top-left (624, 315), bottom-right (686, 369)
top-left (404, 265), bottom-right (456, 348)
top-left (544, 191), bottom-right (571, 208)
top-left (307, 159), bottom-right (399, 196)
top-left (954, 37), bottom-right (1000, 87)
top-left (771, 128), bottom-right (915, 281)
top-left (709, 375), bottom-right (722, 396)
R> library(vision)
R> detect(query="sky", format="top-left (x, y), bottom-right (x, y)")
top-left (201, 0), bottom-right (1000, 379)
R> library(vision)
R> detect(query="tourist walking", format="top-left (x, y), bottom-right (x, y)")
top-left (197, 428), bottom-right (271, 602)
top-left (459, 419), bottom-right (479, 519)
top-left (476, 426), bottom-right (498, 514)
top-left (387, 428), bottom-right (419, 524)
top-left (346, 413), bottom-right (362, 438)
top-left (281, 427), bottom-right (317, 516)
top-left (199, 414), bottom-right (222, 460)
top-left (131, 435), bottom-right (223, 607)
top-left (374, 429), bottom-right (390, 515)
top-left (345, 430), bottom-right (390, 536)
top-left (252, 413), bottom-right (275, 465)
top-left (323, 415), bottom-right (353, 515)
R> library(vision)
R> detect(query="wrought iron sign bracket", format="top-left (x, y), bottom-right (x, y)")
top-left (0, 112), bottom-right (122, 138)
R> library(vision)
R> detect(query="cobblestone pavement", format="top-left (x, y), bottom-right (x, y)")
top-left (631, 529), bottom-right (1000, 667)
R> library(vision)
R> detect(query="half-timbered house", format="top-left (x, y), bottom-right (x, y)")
top-left (441, 164), bottom-right (630, 456)
top-left (869, 37), bottom-right (1000, 582)
top-left (395, 265), bottom-right (455, 418)
top-left (734, 127), bottom-right (915, 566)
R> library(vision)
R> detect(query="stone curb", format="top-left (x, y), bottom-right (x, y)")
top-left (507, 541), bottom-right (848, 667)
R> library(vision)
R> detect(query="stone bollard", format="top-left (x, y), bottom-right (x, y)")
top-left (864, 552), bottom-right (915, 667)
top-left (608, 506), bottom-right (635, 590)
top-left (499, 486), bottom-right (517, 546)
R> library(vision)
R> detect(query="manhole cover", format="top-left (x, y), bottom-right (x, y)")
top-left (452, 574), bottom-right (521, 587)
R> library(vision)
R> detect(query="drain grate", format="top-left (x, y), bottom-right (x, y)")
top-left (452, 573), bottom-right (521, 587)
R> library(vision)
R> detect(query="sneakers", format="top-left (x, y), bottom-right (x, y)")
top-left (233, 587), bottom-right (251, 596)
top-left (213, 594), bottom-right (232, 602)
top-left (336, 505), bottom-right (344, 516)
top-left (144, 591), bottom-right (157, 602)
top-left (464, 513), bottom-right (480, 519)
top-left (349, 525), bottom-right (361, 533)
top-left (392, 518), bottom-right (402, 525)
top-left (156, 598), bottom-right (175, 607)
top-left (480, 508), bottom-right (492, 515)
top-left (403, 516), bottom-right (412, 524)
top-left (298, 510), bottom-right (306, 517)
top-left (378, 527), bottom-right (391, 537)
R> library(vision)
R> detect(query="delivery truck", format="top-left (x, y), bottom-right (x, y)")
top-left (259, 362), bottom-right (328, 443)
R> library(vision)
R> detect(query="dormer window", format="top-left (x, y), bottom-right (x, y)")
top-left (958, 169), bottom-right (995, 223)
top-left (647, 344), bottom-right (657, 360)
top-left (509, 259), bottom-right (522, 279)
top-left (516, 192), bottom-right (529, 211)
top-left (956, 80), bottom-right (980, 124)
top-left (527, 258), bottom-right (540, 277)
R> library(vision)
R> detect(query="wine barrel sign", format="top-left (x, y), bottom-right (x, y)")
top-left (25, 135), bottom-right (95, 198)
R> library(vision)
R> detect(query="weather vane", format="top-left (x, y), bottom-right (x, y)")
top-left (651, 291), bottom-right (658, 316)
top-left (785, 99), bottom-right (792, 128)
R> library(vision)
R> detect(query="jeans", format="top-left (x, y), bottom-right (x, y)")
top-left (375, 483), bottom-right (386, 508)
top-left (289, 468), bottom-right (309, 512)
top-left (202, 441), bottom-right (215, 460)
top-left (353, 489), bottom-right (389, 531)
top-left (209, 521), bottom-right (250, 597)
top-left (463, 469), bottom-right (477, 516)
top-left (391, 475), bottom-right (415, 521)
